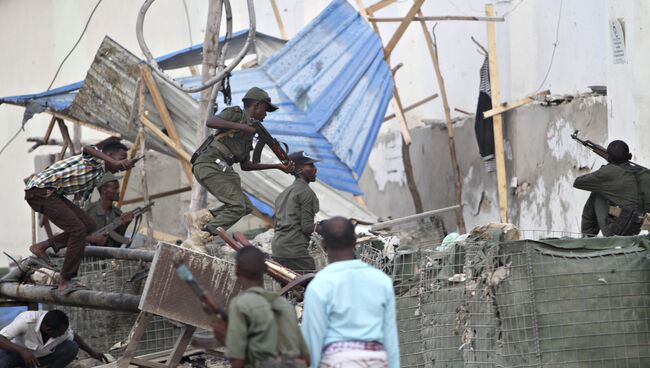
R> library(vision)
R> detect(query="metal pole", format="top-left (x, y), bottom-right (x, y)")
top-left (84, 246), bottom-right (154, 262)
top-left (371, 205), bottom-right (461, 231)
top-left (0, 283), bottom-right (140, 312)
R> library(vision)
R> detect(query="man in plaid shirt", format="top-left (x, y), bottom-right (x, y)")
top-left (25, 141), bottom-right (133, 294)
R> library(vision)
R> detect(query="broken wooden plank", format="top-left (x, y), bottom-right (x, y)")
top-left (140, 66), bottom-right (193, 184)
top-left (486, 4), bottom-right (508, 223)
top-left (483, 90), bottom-right (550, 119)
top-left (369, 15), bottom-right (505, 22)
top-left (122, 186), bottom-right (192, 205)
top-left (117, 131), bottom-right (141, 208)
top-left (139, 115), bottom-right (192, 163)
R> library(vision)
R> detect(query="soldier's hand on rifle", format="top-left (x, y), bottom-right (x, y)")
top-left (278, 161), bottom-right (295, 174)
top-left (211, 318), bottom-right (228, 342)
top-left (120, 212), bottom-right (134, 225)
top-left (87, 233), bottom-right (108, 246)
top-left (241, 125), bottom-right (257, 136)
top-left (116, 159), bottom-right (133, 171)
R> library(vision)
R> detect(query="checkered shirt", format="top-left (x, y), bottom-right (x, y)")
top-left (25, 148), bottom-right (105, 200)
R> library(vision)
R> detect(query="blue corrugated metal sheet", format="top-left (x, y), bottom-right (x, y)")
top-left (0, 0), bottom-right (392, 196)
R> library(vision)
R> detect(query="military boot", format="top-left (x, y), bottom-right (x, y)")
top-left (180, 229), bottom-right (213, 253)
top-left (184, 208), bottom-right (214, 231)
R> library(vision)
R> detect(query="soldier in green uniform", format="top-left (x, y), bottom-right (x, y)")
top-left (271, 151), bottom-right (320, 273)
top-left (184, 87), bottom-right (294, 250)
top-left (84, 173), bottom-right (134, 247)
top-left (212, 246), bottom-right (309, 368)
top-left (574, 140), bottom-right (650, 236)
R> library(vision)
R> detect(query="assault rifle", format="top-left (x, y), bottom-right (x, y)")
top-left (571, 130), bottom-right (645, 168)
top-left (250, 119), bottom-right (290, 165)
top-left (90, 202), bottom-right (154, 245)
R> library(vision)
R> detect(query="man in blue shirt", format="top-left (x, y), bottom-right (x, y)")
top-left (300, 217), bottom-right (400, 368)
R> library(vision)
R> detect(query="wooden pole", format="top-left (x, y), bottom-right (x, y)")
top-left (383, 0), bottom-right (426, 59)
top-left (122, 186), bottom-right (191, 205)
top-left (485, 4), bottom-right (508, 223)
top-left (269, 0), bottom-right (288, 39)
top-left (42, 116), bottom-right (56, 144)
top-left (139, 115), bottom-right (192, 163)
top-left (190, 0), bottom-right (223, 212)
top-left (140, 66), bottom-right (193, 184)
top-left (369, 15), bottom-right (505, 22)
top-left (117, 132), bottom-right (141, 208)
top-left (418, 14), bottom-right (466, 233)
top-left (357, 0), bottom-right (422, 212)
top-left (383, 93), bottom-right (438, 122)
top-left (366, 0), bottom-right (398, 15)
top-left (138, 127), bottom-right (154, 245)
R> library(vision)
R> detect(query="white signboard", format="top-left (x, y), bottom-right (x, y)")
top-left (609, 19), bottom-right (626, 64)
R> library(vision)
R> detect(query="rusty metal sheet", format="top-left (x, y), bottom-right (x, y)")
top-left (139, 242), bottom-right (240, 330)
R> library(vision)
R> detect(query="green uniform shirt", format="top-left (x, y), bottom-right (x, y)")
top-left (194, 106), bottom-right (254, 165)
top-left (84, 201), bottom-right (124, 248)
top-left (574, 162), bottom-right (650, 211)
top-left (225, 287), bottom-right (308, 367)
top-left (271, 178), bottom-right (319, 259)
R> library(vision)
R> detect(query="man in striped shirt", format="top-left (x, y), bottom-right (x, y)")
top-left (25, 141), bottom-right (133, 294)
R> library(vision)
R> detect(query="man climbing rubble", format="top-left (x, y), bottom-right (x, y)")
top-left (183, 87), bottom-right (294, 250)
top-left (574, 140), bottom-right (650, 236)
top-left (25, 141), bottom-right (133, 294)
top-left (271, 151), bottom-right (320, 274)
top-left (84, 172), bottom-right (134, 247)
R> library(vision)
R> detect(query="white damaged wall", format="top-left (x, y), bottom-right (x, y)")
top-left (359, 95), bottom-right (608, 234)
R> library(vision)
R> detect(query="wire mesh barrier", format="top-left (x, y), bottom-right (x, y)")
top-left (388, 231), bottom-right (650, 368)
top-left (47, 257), bottom-right (182, 356)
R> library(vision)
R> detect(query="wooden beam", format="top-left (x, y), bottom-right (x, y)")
top-left (56, 119), bottom-right (76, 155)
top-left (390, 90), bottom-right (412, 145)
top-left (270, 0), bottom-right (288, 39)
top-left (140, 115), bottom-right (192, 163)
top-left (117, 132), bottom-right (141, 208)
top-left (369, 15), bottom-right (504, 22)
top-left (42, 116), bottom-right (57, 144)
top-left (483, 90), bottom-right (550, 119)
top-left (383, 0), bottom-right (426, 60)
top-left (366, 0), bottom-right (398, 15)
top-left (122, 186), bottom-right (192, 205)
top-left (486, 4), bottom-right (508, 223)
top-left (383, 93), bottom-right (438, 122)
top-left (140, 66), bottom-right (193, 184)
top-left (418, 10), bottom-right (466, 233)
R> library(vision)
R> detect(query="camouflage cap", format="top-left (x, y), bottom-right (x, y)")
top-left (242, 87), bottom-right (279, 112)
top-left (96, 172), bottom-right (120, 191)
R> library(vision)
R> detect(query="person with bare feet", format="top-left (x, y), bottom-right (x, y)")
top-left (25, 141), bottom-right (133, 294)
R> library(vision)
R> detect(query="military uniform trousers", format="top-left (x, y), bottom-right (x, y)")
top-left (193, 162), bottom-right (253, 233)
top-left (581, 192), bottom-right (611, 236)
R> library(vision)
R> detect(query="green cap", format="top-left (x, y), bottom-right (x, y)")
top-left (242, 87), bottom-right (278, 112)
top-left (96, 172), bottom-right (120, 192)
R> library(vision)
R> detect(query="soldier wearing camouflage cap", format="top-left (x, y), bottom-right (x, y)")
top-left (84, 173), bottom-right (134, 247)
top-left (183, 87), bottom-right (294, 251)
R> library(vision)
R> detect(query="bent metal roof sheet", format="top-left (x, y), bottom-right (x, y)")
top-left (1, 0), bottom-right (392, 222)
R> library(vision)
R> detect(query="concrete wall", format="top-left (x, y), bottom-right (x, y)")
top-left (360, 95), bottom-right (608, 234)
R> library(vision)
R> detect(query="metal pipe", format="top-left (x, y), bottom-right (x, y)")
top-left (368, 15), bottom-right (505, 22)
top-left (84, 246), bottom-right (154, 262)
top-left (371, 205), bottom-right (461, 231)
top-left (135, 0), bottom-right (256, 93)
top-left (0, 283), bottom-right (141, 312)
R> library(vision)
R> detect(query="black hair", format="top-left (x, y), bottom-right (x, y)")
top-left (102, 141), bottom-right (128, 154)
top-left (236, 246), bottom-right (266, 280)
top-left (42, 310), bottom-right (69, 331)
top-left (321, 216), bottom-right (356, 250)
top-left (607, 140), bottom-right (630, 164)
